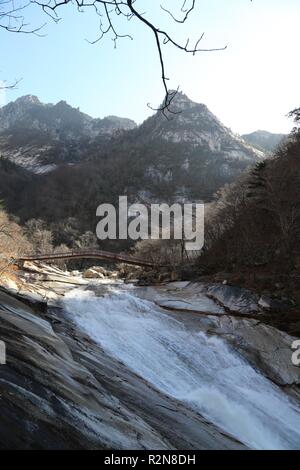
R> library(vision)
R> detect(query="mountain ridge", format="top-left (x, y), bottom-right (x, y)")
top-left (0, 92), bottom-right (265, 175)
top-left (0, 91), bottom-right (271, 244)
top-left (0, 94), bottom-right (137, 135)
top-left (0, 94), bottom-right (137, 173)
top-left (242, 130), bottom-right (287, 153)
top-left (138, 92), bottom-right (264, 162)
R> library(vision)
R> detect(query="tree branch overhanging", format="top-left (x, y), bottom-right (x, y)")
top-left (0, 0), bottom-right (45, 34)
top-left (28, 0), bottom-right (227, 116)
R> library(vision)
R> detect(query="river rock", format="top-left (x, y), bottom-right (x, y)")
top-left (83, 266), bottom-right (109, 279)
top-left (23, 261), bottom-right (87, 285)
top-left (210, 315), bottom-right (300, 386)
top-left (206, 284), bottom-right (260, 315)
top-left (137, 282), bottom-right (261, 317)
top-left (1, 265), bottom-right (299, 449)
top-left (137, 283), bottom-right (225, 315)
top-left (135, 282), bottom-right (300, 387)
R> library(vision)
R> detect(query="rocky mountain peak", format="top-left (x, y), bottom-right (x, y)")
top-left (0, 95), bottom-right (136, 138)
top-left (55, 99), bottom-right (70, 108)
top-left (140, 91), bottom-right (264, 162)
top-left (0, 91), bottom-right (265, 180)
top-left (0, 91), bottom-right (270, 214)
top-left (0, 95), bottom-right (137, 173)
top-left (166, 90), bottom-right (208, 113)
top-left (13, 95), bottom-right (41, 106)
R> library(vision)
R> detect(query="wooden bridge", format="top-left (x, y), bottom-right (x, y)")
top-left (17, 250), bottom-right (158, 268)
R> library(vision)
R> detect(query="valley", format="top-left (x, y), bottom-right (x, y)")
top-left (0, 91), bottom-right (299, 451)
top-left (0, 91), bottom-right (269, 250)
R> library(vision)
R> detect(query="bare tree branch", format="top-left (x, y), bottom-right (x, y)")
top-left (0, 0), bottom-right (46, 34)
top-left (0, 77), bottom-right (22, 90)
top-left (28, 0), bottom-right (227, 115)
top-left (2, 1), bottom-right (252, 114)
top-left (160, 0), bottom-right (196, 24)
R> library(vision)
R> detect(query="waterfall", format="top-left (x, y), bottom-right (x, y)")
top-left (62, 284), bottom-right (300, 450)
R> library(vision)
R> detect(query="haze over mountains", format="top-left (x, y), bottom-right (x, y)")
top-left (0, 91), bottom-right (284, 244)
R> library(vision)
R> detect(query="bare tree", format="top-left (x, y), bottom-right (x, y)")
top-left (0, 209), bottom-right (32, 276)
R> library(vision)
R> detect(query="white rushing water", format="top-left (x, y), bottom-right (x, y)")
top-left (62, 284), bottom-right (300, 450)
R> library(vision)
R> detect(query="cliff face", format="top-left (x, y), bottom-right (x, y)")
top-left (141, 92), bottom-right (264, 162)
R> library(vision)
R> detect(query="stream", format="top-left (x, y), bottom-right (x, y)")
top-left (61, 282), bottom-right (300, 450)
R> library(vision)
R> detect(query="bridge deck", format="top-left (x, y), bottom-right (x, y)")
top-left (17, 250), bottom-right (158, 268)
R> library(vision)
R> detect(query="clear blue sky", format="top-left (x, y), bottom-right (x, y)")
top-left (1, 0), bottom-right (300, 133)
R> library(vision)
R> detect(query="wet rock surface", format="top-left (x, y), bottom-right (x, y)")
top-left (206, 284), bottom-right (260, 315)
top-left (0, 266), bottom-right (299, 449)
top-left (136, 282), bottom-right (300, 387)
top-left (0, 287), bottom-right (244, 450)
top-left (137, 282), bottom-right (261, 317)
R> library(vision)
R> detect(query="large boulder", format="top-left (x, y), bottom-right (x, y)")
top-left (83, 266), bottom-right (108, 279)
top-left (206, 284), bottom-right (260, 315)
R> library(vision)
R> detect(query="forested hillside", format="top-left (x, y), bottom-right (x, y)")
top-left (0, 92), bottom-right (263, 250)
top-left (202, 109), bottom-right (300, 312)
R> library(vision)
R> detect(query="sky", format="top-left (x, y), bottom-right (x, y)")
top-left (1, 0), bottom-right (300, 134)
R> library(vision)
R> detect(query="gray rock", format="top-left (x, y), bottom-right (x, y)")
top-left (207, 284), bottom-right (260, 315)
top-left (83, 267), bottom-right (106, 279)
top-left (135, 282), bottom-right (300, 386)
top-left (210, 315), bottom-right (300, 386)
top-left (137, 283), bottom-right (225, 315)
top-left (0, 289), bottom-right (244, 450)
top-left (137, 282), bottom-right (261, 317)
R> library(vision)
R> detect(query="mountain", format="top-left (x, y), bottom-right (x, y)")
top-left (0, 95), bottom-right (136, 173)
top-left (242, 130), bottom-right (286, 153)
top-left (88, 92), bottom-right (264, 202)
top-left (0, 92), bottom-right (266, 246)
top-left (141, 92), bottom-right (264, 161)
